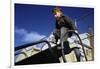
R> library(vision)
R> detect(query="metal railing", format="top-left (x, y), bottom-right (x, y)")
top-left (61, 30), bottom-right (88, 62)
top-left (15, 40), bottom-right (57, 59)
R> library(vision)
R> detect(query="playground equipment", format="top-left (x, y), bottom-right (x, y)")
top-left (15, 29), bottom-right (93, 65)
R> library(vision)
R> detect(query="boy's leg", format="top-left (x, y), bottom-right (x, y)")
top-left (60, 27), bottom-right (70, 50)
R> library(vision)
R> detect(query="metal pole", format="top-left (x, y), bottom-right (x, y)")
top-left (62, 30), bottom-right (88, 61)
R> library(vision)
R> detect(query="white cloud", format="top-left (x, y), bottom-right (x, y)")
top-left (23, 32), bottom-right (46, 42)
top-left (15, 28), bottom-right (28, 36)
top-left (15, 28), bottom-right (46, 43)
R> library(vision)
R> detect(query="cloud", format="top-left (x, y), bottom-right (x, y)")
top-left (15, 28), bottom-right (28, 36)
top-left (15, 28), bottom-right (46, 43)
top-left (23, 32), bottom-right (46, 42)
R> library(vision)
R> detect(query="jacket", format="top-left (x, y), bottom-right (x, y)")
top-left (55, 15), bottom-right (76, 37)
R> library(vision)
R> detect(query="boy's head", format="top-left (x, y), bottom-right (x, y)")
top-left (52, 7), bottom-right (63, 18)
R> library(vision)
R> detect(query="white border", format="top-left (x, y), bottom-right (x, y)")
top-left (11, 0), bottom-right (95, 68)
top-left (10, 0), bottom-right (97, 69)
top-left (2, 0), bottom-right (100, 69)
top-left (14, 0), bottom-right (95, 8)
top-left (11, 0), bottom-right (14, 68)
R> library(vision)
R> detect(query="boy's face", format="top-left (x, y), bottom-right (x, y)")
top-left (54, 12), bottom-right (62, 18)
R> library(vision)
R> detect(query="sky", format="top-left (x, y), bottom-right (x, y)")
top-left (15, 3), bottom-right (94, 47)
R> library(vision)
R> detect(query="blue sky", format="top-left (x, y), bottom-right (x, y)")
top-left (15, 3), bottom-right (94, 47)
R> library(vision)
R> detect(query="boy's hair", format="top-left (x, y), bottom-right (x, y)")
top-left (52, 7), bottom-right (62, 14)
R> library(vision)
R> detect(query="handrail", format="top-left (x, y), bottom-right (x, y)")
top-left (15, 40), bottom-right (51, 51)
top-left (61, 30), bottom-right (88, 61)
top-left (15, 52), bottom-right (28, 57)
top-left (15, 40), bottom-right (58, 60)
